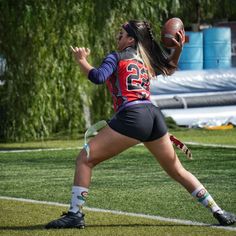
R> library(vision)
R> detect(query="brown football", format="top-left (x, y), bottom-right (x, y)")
top-left (161, 17), bottom-right (184, 48)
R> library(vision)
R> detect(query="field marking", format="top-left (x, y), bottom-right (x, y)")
top-left (185, 142), bottom-right (236, 149)
top-left (1, 142), bottom-right (236, 154)
top-left (0, 147), bottom-right (80, 153)
top-left (0, 196), bottom-right (235, 232)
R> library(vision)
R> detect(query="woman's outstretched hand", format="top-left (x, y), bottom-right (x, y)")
top-left (70, 46), bottom-right (93, 75)
top-left (70, 46), bottom-right (91, 63)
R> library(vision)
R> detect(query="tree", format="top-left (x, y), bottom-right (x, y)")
top-left (0, 0), bottom-right (235, 141)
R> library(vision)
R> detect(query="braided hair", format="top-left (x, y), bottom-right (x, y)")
top-left (123, 20), bottom-right (176, 76)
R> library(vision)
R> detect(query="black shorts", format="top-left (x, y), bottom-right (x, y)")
top-left (108, 103), bottom-right (168, 142)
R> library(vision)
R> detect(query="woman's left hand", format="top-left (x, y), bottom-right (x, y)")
top-left (168, 29), bottom-right (185, 69)
top-left (171, 29), bottom-right (185, 51)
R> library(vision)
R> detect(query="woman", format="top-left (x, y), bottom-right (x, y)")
top-left (46, 20), bottom-right (235, 229)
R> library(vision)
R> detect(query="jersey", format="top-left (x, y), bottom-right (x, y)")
top-left (106, 47), bottom-right (151, 111)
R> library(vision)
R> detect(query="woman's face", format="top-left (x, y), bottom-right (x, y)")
top-left (117, 28), bottom-right (134, 51)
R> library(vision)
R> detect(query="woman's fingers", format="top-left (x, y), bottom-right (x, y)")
top-left (171, 30), bottom-right (185, 47)
top-left (70, 46), bottom-right (91, 60)
top-left (86, 48), bottom-right (91, 55)
top-left (70, 45), bottom-right (75, 52)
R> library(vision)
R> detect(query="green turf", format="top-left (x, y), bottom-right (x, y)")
top-left (172, 128), bottom-right (236, 145)
top-left (0, 128), bottom-right (235, 149)
top-left (0, 199), bottom-right (235, 236)
top-left (0, 145), bottom-right (235, 226)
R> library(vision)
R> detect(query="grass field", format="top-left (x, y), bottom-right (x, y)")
top-left (1, 199), bottom-right (235, 236)
top-left (1, 127), bottom-right (236, 149)
top-left (0, 128), bottom-right (236, 235)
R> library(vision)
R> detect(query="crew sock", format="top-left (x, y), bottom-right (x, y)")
top-left (191, 185), bottom-right (223, 214)
top-left (68, 186), bottom-right (89, 213)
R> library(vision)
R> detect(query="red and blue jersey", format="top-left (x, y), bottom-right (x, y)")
top-left (88, 47), bottom-right (150, 111)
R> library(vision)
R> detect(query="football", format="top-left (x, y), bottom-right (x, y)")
top-left (161, 17), bottom-right (184, 48)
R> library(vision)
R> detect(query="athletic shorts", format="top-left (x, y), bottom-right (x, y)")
top-left (108, 102), bottom-right (168, 142)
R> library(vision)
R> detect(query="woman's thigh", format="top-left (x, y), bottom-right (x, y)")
top-left (143, 133), bottom-right (183, 173)
top-left (144, 133), bottom-right (201, 192)
top-left (86, 125), bottom-right (140, 165)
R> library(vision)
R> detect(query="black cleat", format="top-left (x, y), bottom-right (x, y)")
top-left (45, 211), bottom-right (85, 229)
top-left (213, 210), bottom-right (236, 226)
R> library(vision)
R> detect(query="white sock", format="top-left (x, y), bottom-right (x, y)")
top-left (191, 185), bottom-right (223, 213)
top-left (69, 186), bottom-right (89, 213)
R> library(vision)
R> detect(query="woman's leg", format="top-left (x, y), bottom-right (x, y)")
top-left (74, 125), bottom-right (140, 187)
top-left (46, 125), bottom-right (139, 229)
top-left (144, 133), bottom-right (201, 192)
top-left (69, 125), bottom-right (139, 213)
top-left (144, 133), bottom-right (236, 225)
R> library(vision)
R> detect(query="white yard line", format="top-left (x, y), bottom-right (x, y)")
top-left (0, 147), bottom-right (80, 153)
top-left (0, 196), bottom-right (235, 231)
top-left (185, 142), bottom-right (236, 149)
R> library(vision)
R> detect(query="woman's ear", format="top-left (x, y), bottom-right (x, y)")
top-left (128, 37), bottom-right (135, 45)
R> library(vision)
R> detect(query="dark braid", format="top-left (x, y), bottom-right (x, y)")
top-left (127, 20), bottom-right (176, 76)
top-left (143, 21), bottom-right (154, 41)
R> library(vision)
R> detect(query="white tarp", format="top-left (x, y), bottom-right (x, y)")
top-left (162, 106), bottom-right (236, 127)
top-left (151, 68), bottom-right (236, 127)
top-left (150, 68), bottom-right (236, 96)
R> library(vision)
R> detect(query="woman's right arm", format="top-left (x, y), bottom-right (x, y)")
top-left (71, 46), bottom-right (118, 84)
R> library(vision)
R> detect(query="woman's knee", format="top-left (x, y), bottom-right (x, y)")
top-left (75, 149), bottom-right (97, 168)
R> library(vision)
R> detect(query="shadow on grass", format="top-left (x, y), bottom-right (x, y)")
top-left (0, 225), bottom-right (46, 230)
top-left (0, 223), bottom-right (214, 231)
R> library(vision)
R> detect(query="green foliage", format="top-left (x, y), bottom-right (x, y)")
top-left (165, 116), bottom-right (183, 130)
top-left (0, 0), bottom-right (235, 141)
top-left (177, 0), bottom-right (236, 26)
top-left (0, 1), bottom-right (90, 141)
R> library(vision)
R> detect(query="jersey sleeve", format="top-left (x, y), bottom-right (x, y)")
top-left (88, 52), bottom-right (118, 84)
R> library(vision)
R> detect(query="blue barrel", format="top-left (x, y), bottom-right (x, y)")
top-left (179, 32), bottom-right (203, 70)
top-left (203, 27), bottom-right (231, 69)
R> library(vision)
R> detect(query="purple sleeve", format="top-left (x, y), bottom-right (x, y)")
top-left (88, 52), bottom-right (118, 84)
